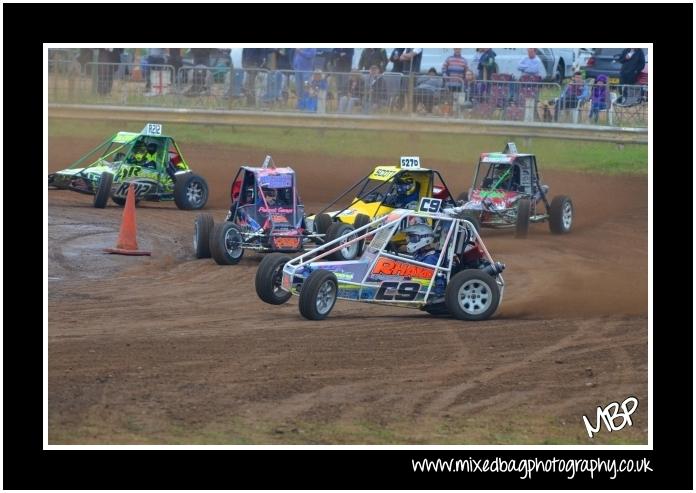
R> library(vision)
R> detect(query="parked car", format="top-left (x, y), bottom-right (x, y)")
top-left (584, 48), bottom-right (648, 86)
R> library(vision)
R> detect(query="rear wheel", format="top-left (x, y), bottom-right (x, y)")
top-left (445, 270), bottom-right (500, 321)
top-left (299, 270), bottom-right (338, 320)
top-left (515, 198), bottom-right (531, 238)
top-left (193, 213), bottom-right (214, 258)
top-left (353, 213), bottom-right (371, 255)
top-left (549, 195), bottom-right (573, 234)
top-left (460, 211), bottom-right (481, 235)
top-left (93, 171), bottom-right (113, 208)
top-left (325, 222), bottom-right (359, 260)
top-left (211, 222), bottom-right (244, 265)
top-left (174, 173), bottom-right (209, 210)
top-left (255, 253), bottom-right (292, 305)
top-left (314, 213), bottom-right (333, 235)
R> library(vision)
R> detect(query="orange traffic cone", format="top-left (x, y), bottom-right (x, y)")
top-left (103, 184), bottom-right (151, 256)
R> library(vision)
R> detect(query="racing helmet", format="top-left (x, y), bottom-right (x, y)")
top-left (403, 223), bottom-right (435, 254)
top-left (146, 142), bottom-right (158, 154)
top-left (395, 175), bottom-right (416, 195)
top-left (263, 187), bottom-right (277, 202)
top-left (133, 142), bottom-right (146, 156)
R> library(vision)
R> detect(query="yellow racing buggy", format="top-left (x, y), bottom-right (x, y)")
top-left (306, 157), bottom-right (458, 260)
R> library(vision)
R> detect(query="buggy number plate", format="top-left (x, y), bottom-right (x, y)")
top-left (375, 281), bottom-right (420, 301)
top-left (115, 181), bottom-right (152, 198)
top-left (418, 197), bottom-right (441, 213)
top-left (274, 237), bottom-right (300, 249)
top-left (146, 123), bottom-right (162, 135)
top-left (400, 156), bottom-right (420, 169)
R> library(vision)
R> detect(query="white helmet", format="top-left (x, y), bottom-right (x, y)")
top-left (403, 223), bottom-right (434, 254)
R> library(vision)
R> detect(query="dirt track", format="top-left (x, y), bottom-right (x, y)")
top-left (48, 138), bottom-right (648, 444)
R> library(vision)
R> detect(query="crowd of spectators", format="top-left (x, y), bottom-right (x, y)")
top-left (52, 48), bottom-right (647, 124)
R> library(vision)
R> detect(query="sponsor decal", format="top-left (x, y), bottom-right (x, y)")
top-left (370, 167), bottom-right (398, 180)
top-left (259, 207), bottom-right (294, 214)
top-left (273, 237), bottom-right (300, 249)
top-left (372, 257), bottom-right (434, 280)
top-left (478, 190), bottom-right (505, 199)
top-left (271, 214), bottom-right (289, 223)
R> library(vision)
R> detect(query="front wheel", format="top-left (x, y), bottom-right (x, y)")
top-left (549, 195), bottom-right (573, 234)
top-left (211, 222), bottom-right (245, 265)
top-left (515, 198), bottom-right (531, 239)
top-left (193, 213), bottom-right (214, 258)
top-left (445, 270), bottom-right (500, 321)
top-left (299, 270), bottom-right (338, 320)
top-left (111, 196), bottom-right (141, 207)
top-left (174, 173), bottom-right (209, 210)
top-left (93, 171), bottom-right (113, 208)
top-left (255, 253), bottom-right (292, 305)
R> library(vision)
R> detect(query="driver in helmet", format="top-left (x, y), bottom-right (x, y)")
top-left (143, 142), bottom-right (159, 169)
top-left (127, 142), bottom-right (147, 165)
top-left (403, 223), bottom-right (446, 296)
top-left (387, 174), bottom-right (420, 209)
top-left (403, 223), bottom-right (439, 265)
top-left (263, 187), bottom-right (278, 207)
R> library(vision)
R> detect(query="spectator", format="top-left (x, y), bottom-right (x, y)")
top-left (168, 48), bottom-right (183, 86)
top-left (299, 69), bottom-right (328, 112)
top-left (314, 48), bottom-right (333, 71)
top-left (442, 48), bottom-right (468, 91)
top-left (242, 48), bottom-right (266, 105)
top-left (358, 48), bottom-right (388, 72)
top-left (614, 48), bottom-right (645, 105)
top-left (588, 74), bottom-right (609, 123)
top-left (389, 48), bottom-right (406, 73)
top-left (517, 48), bottom-right (543, 78)
top-left (399, 48), bottom-right (423, 74)
top-left (142, 48), bottom-right (166, 92)
top-left (462, 69), bottom-right (483, 106)
top-left (393, 48), bottom-right (422, 111)
top-left (363, 64), bottom-right (387, 114)
top-left (338, 71), bottom-right (365, 113)
top-left (261, 49), bottom-right (292, 104)
top-left (549, 70), bottom-right (589, 122)
top-left (477, 48), bottom-right (497, 80)
top-left (332, 48), bottom-right (354, 97)
top-left (186, 48), bottom-right (212, 95)
top-left (414, 68), bottom-right (443, 114)
top-left (96, 48), bottom-right (120, 96)
top-left (293, 48), bottom-right (316, 108)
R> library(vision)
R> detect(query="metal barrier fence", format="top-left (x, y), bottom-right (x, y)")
top-left (47, 62), bottom-right (648, 127)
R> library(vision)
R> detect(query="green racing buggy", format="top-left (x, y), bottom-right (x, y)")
top-left (48, 123), bottom-right (209, 209)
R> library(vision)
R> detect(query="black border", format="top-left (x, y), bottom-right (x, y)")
top-left (7, 2), bottom-right (693, 489)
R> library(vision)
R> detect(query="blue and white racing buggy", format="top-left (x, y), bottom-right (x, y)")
top-left (255, 197), bottom-right (506, 321)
